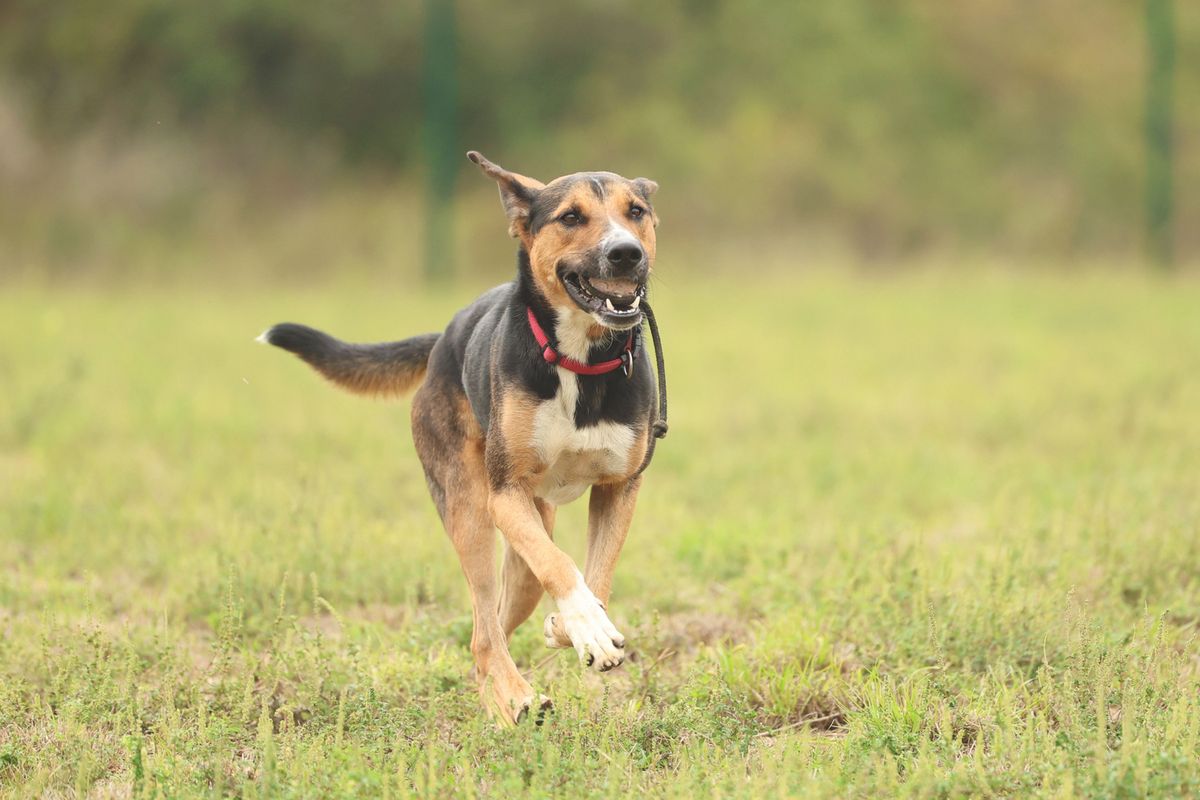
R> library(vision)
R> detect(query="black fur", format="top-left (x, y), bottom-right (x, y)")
top-left (263, 323), bottom-right (439, 395)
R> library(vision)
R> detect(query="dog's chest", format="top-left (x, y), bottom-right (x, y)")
top-left (532, 373), bottom-right (634, 505)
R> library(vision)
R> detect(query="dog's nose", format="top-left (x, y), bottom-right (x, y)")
top-left (605, 243), bottom-right (644, 268)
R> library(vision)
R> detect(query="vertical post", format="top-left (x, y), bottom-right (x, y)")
top-left (422, 0), bottom-right (458, 282)
top-left (1145, 0), bottom-right (1175, 269)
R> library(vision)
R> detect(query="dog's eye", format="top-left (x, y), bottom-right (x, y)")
top-left (630, 205), bottom-right (645, 219)
top-left (558, 211), bottom-right (583, 226)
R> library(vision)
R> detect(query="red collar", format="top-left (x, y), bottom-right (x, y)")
top-left (526, 307), bottom-right (634, 376)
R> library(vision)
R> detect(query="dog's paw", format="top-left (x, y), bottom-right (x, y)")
top-left (551, 583), bottom-right (626, 672)
top-left (515, 695), bottom-right (555, 726)
top-left (482, 676), bottom-right (551, 727)
top-left (543, 613), bottom-right (573, 649)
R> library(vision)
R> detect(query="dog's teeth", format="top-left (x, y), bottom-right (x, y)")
top-left (631, 296), bottom-right (641, 310)
top-left (605, 298), bottom-right (615, 311)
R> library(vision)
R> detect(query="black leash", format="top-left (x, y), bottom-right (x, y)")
top-left (634, 300), bottom-right (668, 477)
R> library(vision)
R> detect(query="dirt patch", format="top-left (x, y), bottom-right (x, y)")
top-left (640, 611), bottom-right (749, 652)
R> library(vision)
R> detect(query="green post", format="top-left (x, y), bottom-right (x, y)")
top-left (422, 0), bottom-right (458, 282)
top-left (1145, 0), bottom-right (1175, 268)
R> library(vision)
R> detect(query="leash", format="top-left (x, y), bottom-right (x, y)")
top-left (634, 300), bottom-right (668, 476)
top-left (641, 302), bottom-right (668, 440)
top-left (525, 303), bottom-right (669, 476)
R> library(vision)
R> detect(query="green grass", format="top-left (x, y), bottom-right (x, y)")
top-left (2, 269), bottom-right (1200, 798)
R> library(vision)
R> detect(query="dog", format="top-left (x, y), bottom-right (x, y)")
top-left (260, 151), bottom-right (667, 724)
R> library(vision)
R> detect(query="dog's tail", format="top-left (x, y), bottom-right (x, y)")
top-left (258, 323), bottom-right (440, 398)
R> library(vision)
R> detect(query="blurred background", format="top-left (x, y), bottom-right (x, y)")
top-left (5, 6), bottom-right (1200, 793)
top-left (0, 0), bottom-right (1194, 283)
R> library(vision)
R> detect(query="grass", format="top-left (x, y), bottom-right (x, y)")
top-left (2, 268), bottom-right (1199, 798)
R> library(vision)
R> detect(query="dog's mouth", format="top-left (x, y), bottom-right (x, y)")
top-left (560, 271), bottom-right (646, 328)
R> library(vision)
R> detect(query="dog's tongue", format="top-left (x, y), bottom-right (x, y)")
top-left (588, 277), bottom-right (639, 298)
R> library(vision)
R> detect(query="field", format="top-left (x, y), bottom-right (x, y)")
top-left (2, 269), bottom-right (1200, 798)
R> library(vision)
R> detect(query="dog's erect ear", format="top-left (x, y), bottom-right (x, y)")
top-left (632, 178), bottom-right (658, 200)
top-left (633, 178), bottom-right (659, 225)
top-left (466, 151), bottom-right (545, 238)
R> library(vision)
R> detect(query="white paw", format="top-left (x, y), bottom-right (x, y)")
top-left (551, 578), bottom-right (625, 672)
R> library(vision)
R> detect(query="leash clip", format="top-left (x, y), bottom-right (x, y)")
top-left (620, 349), bottom-right (634, 379)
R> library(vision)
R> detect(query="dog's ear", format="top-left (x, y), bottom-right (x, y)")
top-left (633, 178), bottom-right (659, 225)
top-left (467, 151), bottom-right (545, 238)
top-left (632, 178), bottom-right (658, 200)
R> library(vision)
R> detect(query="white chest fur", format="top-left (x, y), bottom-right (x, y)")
top-left (532, 371), bottom-right (635, 505)
top-left (532, 312), bottom-right (636, 505)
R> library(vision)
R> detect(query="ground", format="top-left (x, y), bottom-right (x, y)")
top-left (2, 269), bottom-right (1199, 798)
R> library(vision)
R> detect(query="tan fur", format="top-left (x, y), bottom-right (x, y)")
top-left (488, 488), bottom-right (579, 600)
top-left (321, 358), bottom-right (429, 397)
top-left (622, 423), bottom-right (651, 479)
top-left (457, 393), bottom-right (484, 441)
top-left (498, 499), bottom-right (556, 639)
top-left (491, 389), bottom-right (545, 483)
top-left (435, 420), bottom-right (536, 724)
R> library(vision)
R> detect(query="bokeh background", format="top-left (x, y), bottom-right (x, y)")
top-left (0, 0), bottom-right (1195, 281)
top-left (5, 3), bottom-right (1200, 797)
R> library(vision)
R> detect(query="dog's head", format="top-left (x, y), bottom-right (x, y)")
top-left (468, 151), bottom-right (658, 333)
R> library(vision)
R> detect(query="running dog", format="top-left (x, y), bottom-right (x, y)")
top-left (260, 152), bottom-right (667, 724)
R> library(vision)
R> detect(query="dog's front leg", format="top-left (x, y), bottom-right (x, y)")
top-left (544, 477), bottom-right (639, 654)
top-left (489, 486), bottom-right (626, 672)
top-left (583, 478), bottom-right (640, 603)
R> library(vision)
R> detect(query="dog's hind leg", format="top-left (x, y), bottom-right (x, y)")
top-left (498, 499), bottom-right (555, 639)
top-left (447, 491), bottom-right (546, 725)
top-left (412, 386), bottom-right (545, 725)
